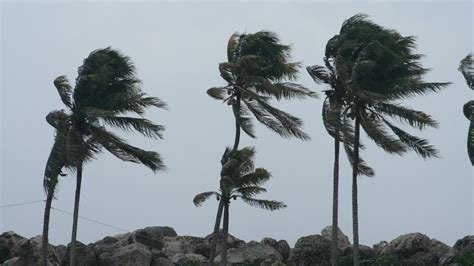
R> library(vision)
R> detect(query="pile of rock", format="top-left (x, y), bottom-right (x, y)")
top-left (0, 226), bottom-right (472, 265)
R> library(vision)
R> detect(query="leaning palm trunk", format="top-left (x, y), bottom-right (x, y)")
top-left (331, 133), bottom-right (340, 266)
top-left (41, 190), bottom-right (54, 266)
top-left (220, 203), bottom-right (230, 266)
top-left (208, 199), bottom-right (225, 265)
top-left (351, 116), bottom-right (361, 266)
top-left (70, 165), bottom-right (83, 266)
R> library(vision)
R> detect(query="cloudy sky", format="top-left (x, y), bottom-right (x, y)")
top-left (1, 1), bottom-right (472, 247)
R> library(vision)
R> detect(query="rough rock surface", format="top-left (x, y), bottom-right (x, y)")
top-left (215, 241), bottom-right (282, 264)
top-left (342, 244), bottom-right (375, 260)
top-left (109, 243), bottom-right (152, 266)
top-left (320, 226), bottom-right (351, 249)
top-left (381, 233), bottom-right (431, 258)
top-left (452, 235), bottom-right (474, 255)
top-left (289, 235), bottom-right (331, 265)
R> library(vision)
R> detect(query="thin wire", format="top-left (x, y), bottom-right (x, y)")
top-left (51, 207), bottom-right (129, 233)
top-left (0, 200), bottom-right (45, 208)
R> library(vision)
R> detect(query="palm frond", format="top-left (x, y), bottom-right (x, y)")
top-left (359, 114), bottom-right (407, 155)
top-left (343, 143), bottom-right (375, 177)
top-left (373, 102), bottom-right (438, 129)
top-left (233, 103), bottom-right (256, 138)
top-left (193, 191), bottom-right (219, 207)
top-left (468, 116), bottom-right (474, 165)
top-left (306, 65), bottom-right (332, 85)
top-left (234, 186), bottom-right (266, 197)
top-left (237, 168), bottom-right (272, 187)
top-left (383, 119), bottom-right (438, 158)
top-left (88, 125), bottom-right (165, 172)
top-left (241, 197), bottom-right (287, 211)
top-left (53, 75), bottom-right (73, 109)
top-left (93, 113), bottom-right (164, 139)
top-left (207, 87), bottom-right (229, 101)
top-left (459, 53), bottom-right (473, 89)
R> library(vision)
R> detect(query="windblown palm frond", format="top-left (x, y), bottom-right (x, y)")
top-left (459, 54), bottom-right (474, 165)
top-left (208, 31), bottom-right (316, 140)
top-left (459, 54), bottom-right (473, 89)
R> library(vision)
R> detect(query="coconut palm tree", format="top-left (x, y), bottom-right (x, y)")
top-left (326, 14), bottom-right (449, 265)
top-left (307, 57), bottom-right (374, 266)
top-left (458, 54), bottom-right (473, 165)
top-left (48, 48), bottom-right (167, 266)
top-left (41, 110), bottom-right (74, 266)
top-left (206, 30), bottom-right (316, 264)
top-left (193, 147), bottom-right (286, 266)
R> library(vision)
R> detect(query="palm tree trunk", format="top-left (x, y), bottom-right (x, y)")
top-left (331, 133), bottom-right (340, 266)
top-left (41, 190), bottom-right (54, 266)
top-left (70, 165), bottom-right (83, 266)
top-left (208, 199), bottom-right (224, 265)
top-left (352, 116), bottom-right (361, 266)
top-left (220, 202), bottom-right (229, 266)
top-left (232, 95), bottom-right (241, 151)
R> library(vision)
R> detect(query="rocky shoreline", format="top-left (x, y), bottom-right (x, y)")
top-left (1, 226), bottom-right (472, 265)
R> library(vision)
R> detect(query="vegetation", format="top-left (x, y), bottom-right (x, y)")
top-left (193, 147), bottom-right (286, 265)
top-left (205, 30), bottom-right (314, 264)
top-left (44, 48), bottom-right (166, 266)
top-left (324, 14), bottom-right (449, 265)
top-left (459, 54), bottom-right (474, 165)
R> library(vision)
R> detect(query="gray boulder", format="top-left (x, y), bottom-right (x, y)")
top-left (162, 236), bottom-right (207, 257)
top-left (404, 251), bottom-right (438, 265)
top-left (109, 243), bottom-right (152, 266)
top-left (61, 241), bottom-right (96, 266)
top-left (204, 230), bottom-right (245, 256)
top-left (372, 241), bottom-right (388, 255)
top-left (452, 235), bottom-right (474, 255)
top-left (261, 237), bottom-right (278, 247)
top-left (0, 232), bottom-right (27, 263)
top-left (130, 226), bottom-right (177, 250)
top-left (215, 241), bottom-right (282, 265)
top-left (429, 238), bottom-right (450, 260)
top-left (320, 226), bottom-right (351, 249)
top-left (170, 253), bottom-right (207, 265)
top-left (342, 245), bottom-right (375, 260)
top-left (276, 240), bottom-right (291, 262)
top-left (289, 235), bottom-right (331, 266)
top-left (382, 233), bottom-right (431, 258)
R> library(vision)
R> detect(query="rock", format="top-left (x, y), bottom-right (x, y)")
top-left (276, 240), bottom-right (291, 262)
top-left (382, 233), bottom-right (431, 258)
top-left (150, 250), bottom-right (172, 266)
top-left (321, 226), bottom-right (351, 249)
top-left (289, 235), bottom-right (331, 265)
top-left (0, 232), bottom-right (27, 263)
top-left (204, 230), bottom-right (245, 256)
top-left (162, 236), bottom-right (206, 257)
top-left (261, 237), bottom-right (278, 247)
top-left (130, 226), bottom-right (177, 250)
top-left (90, 233), bottom-right (132, 256)
top-left (373, 241), bottom-right (388, 255)
top-left (429, 239), bottom-right (450, 259)
top-left (61, 241), bottom-right (96, 266)
top-left (439, 252), bottom-right (456, 265)
top-left (215, 241), bottom-right (282, 264)
top-left (170, 253), bottom-right (207, 265)
top-left (342, 245), bottom-right (375, 260)
top-left (452, 235), bottom-right (474, 255)
top-left (2, 257), bottom-right (21, 265)
top-left (109, 243), bottom-right (152, 266)
top-left (404, 251), bottom-right (438, 265)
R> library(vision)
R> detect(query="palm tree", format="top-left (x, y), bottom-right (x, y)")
top-left (326, 14), bottom-right (449, 265)
top-left (307, 57), bottom-right (374, 266)
top-left (48, 48), bottom-right (167, 266)
top-left (458, 54), bottom-right (473, 165)
top-left (41, 110), bottom-right (74, 266)
top-left (206, 30), bottom-right (316, 264)
top-left (193, 147), bottom-right (286, 266)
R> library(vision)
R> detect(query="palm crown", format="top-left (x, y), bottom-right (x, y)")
top-left (325, 14), bottom-right (449, 159)
top-left (43, 47), bottom-right (166, 193)
top-left (207, 31), bottom-right (316, 140)
top-left (193, 147), bottom-right (286, 211)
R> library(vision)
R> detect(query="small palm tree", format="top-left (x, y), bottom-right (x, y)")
top-left (47, 48), bottom-right (167, 266)
top-left (326, 14), bottom-right (449, 265)
top-left (458, 53), bottom-right (473, 165)
top-left (193, 147), bottom-right (286, 266)
top-left (307, 57), bottom-right (374, 266)
top-left (206, 30), bottom-right (315, 264)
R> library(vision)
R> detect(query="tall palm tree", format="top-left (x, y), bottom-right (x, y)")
top-left (48, 48), bottom-right (167, 266)
top-left (193, 147), bottom-right (286, 266)
top-left (307, 57), bottom-right (374, 266)
top-left (41, 110), bottom-right (74, 266)
top-left (206, 30), bottom-right (316, 264)
top-left (458, 54), bottom-right (473, 165)
top-left (326, 14), bottom-right (449, 265)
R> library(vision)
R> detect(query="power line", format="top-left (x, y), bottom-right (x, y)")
top-left (0, 200), bottom-right (45, 208)
top-left (51, 207), bottom-right (130, 233)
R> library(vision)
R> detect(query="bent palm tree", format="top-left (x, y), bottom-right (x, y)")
top-left (307, 57), bottom-right (374, 266)
top-left (193, 147), bottom-right (286, 266)
top-left (41, 111), bottom-right (74, 266)
top-left (206, 31), bottom-right (315, 264)
top-left (48, 48), bottom-right (166, 266)
top-left (327, 14), bottom-right (449, 265)
top-left (458, 54), bottom-right (473, 165)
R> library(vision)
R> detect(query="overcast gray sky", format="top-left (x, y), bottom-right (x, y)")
top-left (1, 0), bottom-right (472, 248)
